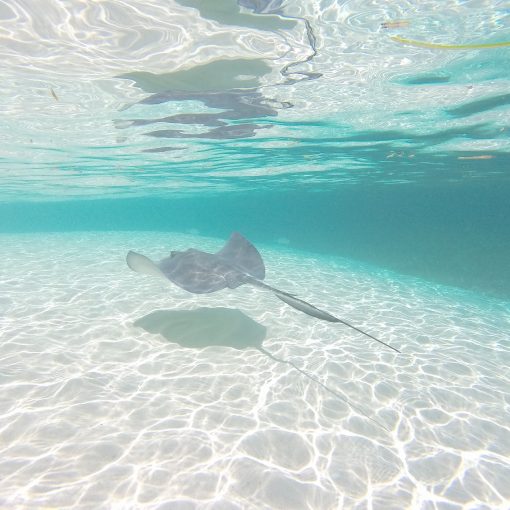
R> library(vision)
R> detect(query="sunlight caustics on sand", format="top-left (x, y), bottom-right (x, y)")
top-left (1, 232), bottom-right (509, 509)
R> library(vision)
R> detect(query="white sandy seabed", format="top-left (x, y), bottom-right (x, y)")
top-left (0, 232), bottom-right (509, 510)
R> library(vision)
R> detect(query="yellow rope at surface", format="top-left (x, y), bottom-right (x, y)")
top-left (391, 35), bottom-right (510, 49)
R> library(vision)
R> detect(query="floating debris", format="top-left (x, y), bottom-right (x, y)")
top-left (458, 155), bottom-right (495, 160)
top-left (391, 36), bottom-right (510, 49)
top-left (381, 20), bottom-right (410, 30)
top-left (50, 88), bottom-right (59, 101)
top-left (386, 151), bottom-right (416, 159)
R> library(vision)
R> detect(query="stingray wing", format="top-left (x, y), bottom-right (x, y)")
top-left (158, 249), bottom-right (248, 294)
top-left (216, 232), bottom-right (265, 280)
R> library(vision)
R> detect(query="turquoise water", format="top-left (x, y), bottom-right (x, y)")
top-left (1, 1), bottom-right (510, 299)
top-left (2, 181), bottom-right (510, 299)
top-left (1, 1), bottom-right (510, 509)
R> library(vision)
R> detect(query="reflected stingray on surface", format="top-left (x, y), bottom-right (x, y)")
top-left (135, 307), bottom-right (389, 429)
top-left (122, 88), bottom-right (283, 140)
top-left (127, 232), bottom-right (400, 353)
top-left (117, 0), bottom-right (322, 145)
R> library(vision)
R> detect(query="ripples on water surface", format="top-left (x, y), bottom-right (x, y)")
top-left (0, 1), bottom-right (509, 509)
top-left (1, 0), bottom-right (509, 196)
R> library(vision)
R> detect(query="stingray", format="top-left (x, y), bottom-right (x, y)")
top-left (127, 232), bottom-right (399, 353)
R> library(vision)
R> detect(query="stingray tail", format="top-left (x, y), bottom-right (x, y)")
top-left (259, 347), bottom-right (390, 431)
top-left (248, 278), bottom-right (400, 354)
top-left (330, 317), bottom-right (400, 354)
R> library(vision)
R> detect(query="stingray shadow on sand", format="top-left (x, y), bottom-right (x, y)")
top-left (134, 307), bottom-right (266, 350)
top-left (134, 306), bottom-right (389, 430)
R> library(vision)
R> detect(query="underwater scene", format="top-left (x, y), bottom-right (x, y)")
top-left (1, 1), bottom-right (509, 509)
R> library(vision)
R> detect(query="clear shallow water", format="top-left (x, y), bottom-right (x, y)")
top-left (1, 1), bottom-right (510, 509)
top-left (1, 232), bottom-right (509, 509)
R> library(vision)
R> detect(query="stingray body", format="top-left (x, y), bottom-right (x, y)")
top-left (127, 232), bottom-right (399, 353)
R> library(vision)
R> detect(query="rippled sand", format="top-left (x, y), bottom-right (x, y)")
top-left (1, 232), bottom-right (509, 509)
